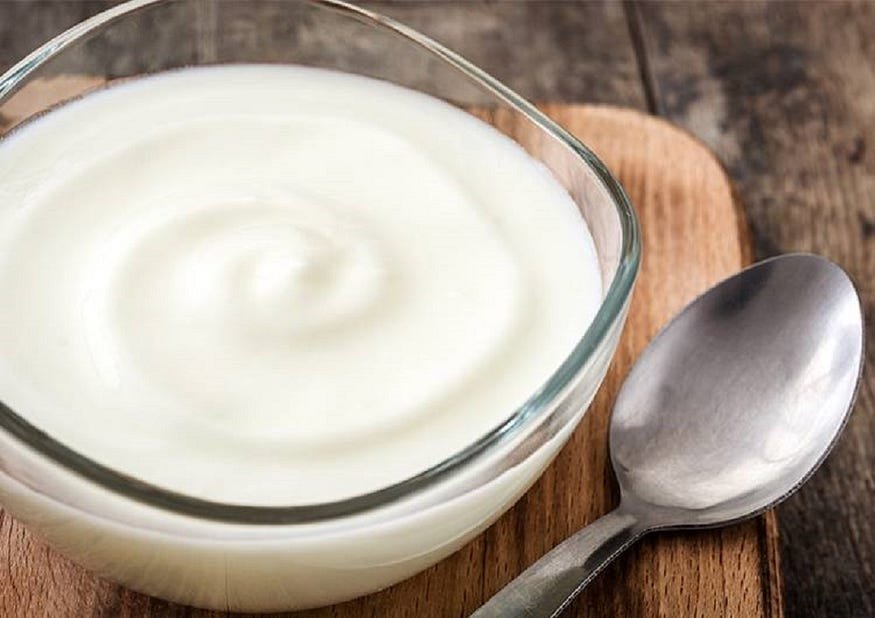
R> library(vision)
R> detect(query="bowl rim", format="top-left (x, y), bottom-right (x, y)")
top-left (0, 0), bottom-right (641, 524)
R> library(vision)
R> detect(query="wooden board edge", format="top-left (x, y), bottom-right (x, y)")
top-left (541, 103), bottom-right (783, 616)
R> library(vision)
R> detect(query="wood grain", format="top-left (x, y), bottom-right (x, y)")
top-left (630, 3), bottom-right (875, 615)
top-left (0, 1), bottom-right (647, 110)
top-left (0, 73), bottom-right (777, 616)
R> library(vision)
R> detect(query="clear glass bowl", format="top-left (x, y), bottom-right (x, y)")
top-left (0, 0), bottom-right (639, 611)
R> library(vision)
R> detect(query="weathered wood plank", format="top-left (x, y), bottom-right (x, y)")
top-left (633, 2), bottom-right (875, 616)
top-left (0, 1), bottom-right (108, 75)
top-left (0, 1), bottom-right (646, 110)
top-left (0, 0), bottom-right (202, 78)
top-left (363, 1), bottom-right (646, 107)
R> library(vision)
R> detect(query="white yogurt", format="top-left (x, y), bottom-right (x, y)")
top-left (0, 66), bottom-right (601, 506)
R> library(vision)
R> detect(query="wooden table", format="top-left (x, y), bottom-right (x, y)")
top-left (1, 2), bottom-right (872, 616)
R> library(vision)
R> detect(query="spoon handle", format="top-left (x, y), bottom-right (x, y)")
top-left (471, 507), bottom-right (644, 617)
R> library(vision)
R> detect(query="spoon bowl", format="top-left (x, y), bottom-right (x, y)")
top-left (612, 253), bottom-right (863, 527)
top-left (475, 254), bottom-right (864, 617)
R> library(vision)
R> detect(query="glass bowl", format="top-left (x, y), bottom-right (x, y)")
top-left (0, 0), bottom-right (640, 611)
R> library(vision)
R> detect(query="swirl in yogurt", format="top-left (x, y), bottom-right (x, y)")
top-left (0, 66), bottom-right (601, 505)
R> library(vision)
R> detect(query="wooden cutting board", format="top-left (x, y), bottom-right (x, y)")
top-left (0, 83), bottom-right (781, 617)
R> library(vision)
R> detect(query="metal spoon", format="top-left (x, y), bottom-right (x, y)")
top-left (473, 253), bottom-right (864, 617)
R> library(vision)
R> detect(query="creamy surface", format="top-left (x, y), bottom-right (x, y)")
top-left (0, 66), bottom-right (601, 505)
